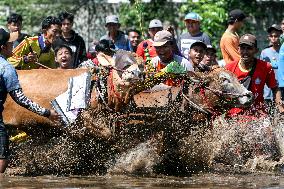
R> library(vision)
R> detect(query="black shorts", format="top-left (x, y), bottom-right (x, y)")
top-left (0, 121), bottom-right (9, 159)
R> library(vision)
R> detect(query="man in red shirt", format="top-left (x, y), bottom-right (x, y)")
top-left (225, 34), bottom-right (284, 116)
top-left (136, 19), bottom-right (163, 61)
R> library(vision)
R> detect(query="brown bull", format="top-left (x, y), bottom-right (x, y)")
top-left (109, 68), bottom-right (254, 176)
top-left (4, 51), bottom-right (144, 139)
top-left (3, 69), bottom-right (95, 136)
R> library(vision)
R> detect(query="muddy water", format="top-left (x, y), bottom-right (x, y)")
top-left (1, 173), bottom-right (284, 188)
top-left (5, 112), bottom-right (284, 188)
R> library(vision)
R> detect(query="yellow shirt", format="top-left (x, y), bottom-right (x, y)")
top-left (8, 36), bottom-right (57, 69)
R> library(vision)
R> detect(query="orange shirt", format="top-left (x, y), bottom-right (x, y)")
top-left (220, 31), bottom-right (241, 65)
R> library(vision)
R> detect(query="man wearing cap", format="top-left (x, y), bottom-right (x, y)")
top-left (52, 11), bottom-right (87, 68)
top-left (150, 30), bottom-right (193, 86)
top-left (188, 41), bottom-right (210, 72)
top-left (260, 24), bottom-right (282, 109)
top-left (136, 19), bottom-right (163, 61)
top-left (100, 15), bottom-right (130, 51)
top-left (220, 9), bottom-right (246, 65)
top-left (0, 28), bottom-right (59, 173)
top-left (179, 12), bottom-right (211, 58)
top-left (225, 33), bottom-right (284, 116)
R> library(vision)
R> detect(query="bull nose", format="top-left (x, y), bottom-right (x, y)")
top-left (246, 91), bottom-right (254, 102)
top-left (240, 91), bottom-right (254, 106)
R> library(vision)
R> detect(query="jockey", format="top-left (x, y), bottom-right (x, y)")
top-left (0, 29), bottom-right (59, 173)
top-left (149, 30), bottom-right (194, 86)
top-left (225, 33), bottom-right (284, 116)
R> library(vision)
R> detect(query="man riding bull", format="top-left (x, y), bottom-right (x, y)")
top-left (225, 33), bottom-right (284, 116)
top-left (148, 30), bottom-right (194, 86)
top-left (0, 29), bottom-right (59, 173)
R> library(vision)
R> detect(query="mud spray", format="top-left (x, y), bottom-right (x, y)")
top-left (6, 108), bottom-right (284, 176)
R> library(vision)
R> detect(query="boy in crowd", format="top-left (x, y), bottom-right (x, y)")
top-left (6, 13), bottom-right (30, 49)
top-left (202, 45), bottom-right (218, 66)
top-left (189, 41), bottom-right (210, 72)
top-left (53, 11), bottom-right (87, 68)
top-left (55, 44), bottom-right (73, 69)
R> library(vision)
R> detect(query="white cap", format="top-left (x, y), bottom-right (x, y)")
top-left (149, 19), bottom-right (163, 29)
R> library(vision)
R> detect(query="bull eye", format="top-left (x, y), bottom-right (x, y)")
top-left (221, 77), bottom-right (230, 84)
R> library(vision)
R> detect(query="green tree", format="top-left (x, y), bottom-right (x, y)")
top-left (119, 0), bottom-right (181, 39)
top-left (0, 0), bottom-right (85, 35)
top-left (180, 0), bottom-right (227, 51)
top-left (180, 0), bottom-right (258, 57)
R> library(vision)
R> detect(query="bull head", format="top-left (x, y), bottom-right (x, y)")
top-left (183, 68), bottom-right (254, 115)
top-left (114, 50), bottom-right (144, 83)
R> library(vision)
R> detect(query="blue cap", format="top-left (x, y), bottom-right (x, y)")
top-left (184, 12), bottom-right (201, 21)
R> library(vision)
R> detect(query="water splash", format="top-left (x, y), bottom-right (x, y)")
top-left (6, 109), bottom-right (284, 176)
top-left (108, 138), bottom-right (160, 175)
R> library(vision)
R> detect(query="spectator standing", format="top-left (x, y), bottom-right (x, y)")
top-left (100, 15), bottom-right (130, 51)
top-left (128, 29), bottom-right (141, 52)
top-left (8, 16), bottom-right (61, 69)
top-left (136, 19), bottom-right (163, 61)
top-left (6, 13), bottom-right (30, 49)
top-left (179, 12), bottom-right (211, 58)
top-left (53, 12), bottom-right (87, 68)
top-left (0, 28), bottom-right (58, 173)
top-left (220, 9), bottom-right (246, 65)
top-left (260, 24), bottom-right (282, 108)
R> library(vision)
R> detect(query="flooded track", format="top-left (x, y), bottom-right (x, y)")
top-left (2, 173), bottom-right (284, 188)
top-left (4, 108), bottom-right (284, 188)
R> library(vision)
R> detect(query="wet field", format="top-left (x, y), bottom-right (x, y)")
top-left (4, 110), bottom-right (284, 189)
top-left (2, 173), bottom-right (284, 188)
